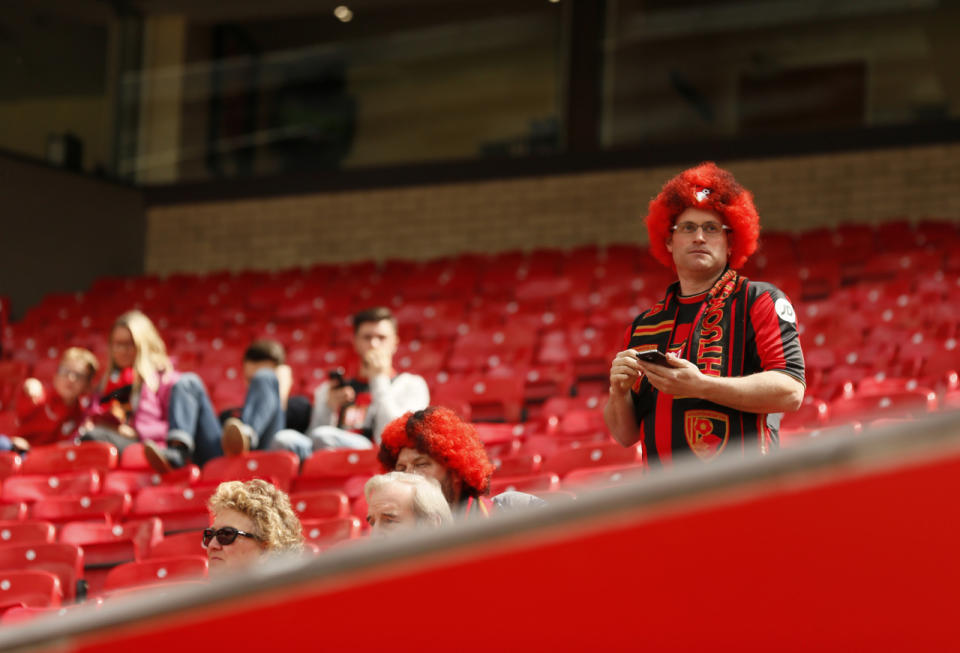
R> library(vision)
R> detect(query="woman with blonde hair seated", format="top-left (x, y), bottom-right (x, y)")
top-left (204, 479), bottom-right (304, 575)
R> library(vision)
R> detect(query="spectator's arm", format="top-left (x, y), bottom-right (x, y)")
top-left (306, 382), bottom-right (337, 431)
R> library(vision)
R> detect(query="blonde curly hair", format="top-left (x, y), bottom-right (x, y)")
top-left (208, 480), bottom-right (304, 554)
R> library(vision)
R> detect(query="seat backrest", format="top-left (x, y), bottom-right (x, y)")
top-left (0, 451), bottom-right (22, 481)
top-left (201, 451), bottom-right (299, 491)
top-left (2, 470), bottom-right (101, 503)
top-left (21, 442), bottom-right (117, 475)
top-left (59, 518), bottom-right (164, 558)
top-left (0, 543), bottom-right (83, 600)
top-left (300, 517), bottom-right (362, 545)
top-left (563, 463), bottom-right (646, 488)
top-left (542, 443), bottom-right (643, 478)
top-left (0, 521), bottom-right (56, 546)
top-left (103, 555), bottom-right (208, 592)
top-left (490, 453), bottom-right (542, 477)
top-left (0, 570), bottom-right (62, 610)
top-left (300, 448), bottom-right (380, 479)
top-left (0, 503), bottom-right (27, 522)
top-left (289, 491), bottom-right (349, 520)
top-left (131, 485), bottom-right (214, 516)
top-left (147, 531), bottom-right (205, 559)
top-left (488, 473), bottom-right (560, 495)
top-left (31, 493), bottom-right (131, 524)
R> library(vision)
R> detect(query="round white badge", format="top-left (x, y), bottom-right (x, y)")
top-left (774, 297), bottom-right (796, 323)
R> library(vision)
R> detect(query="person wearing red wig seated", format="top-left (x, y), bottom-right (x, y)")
top-left (378, 407), bottom-right (543, 517)
top-left (605, 162), bottom-right (805, 466)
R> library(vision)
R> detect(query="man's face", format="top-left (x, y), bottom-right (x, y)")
top-left (353, 319), bottom-right (398, 359)
top-left (366, 482), bottom-right (418, 536)
top-left (665, 207), bottom-right (731, 279)
top-left (395, 447), bottom-right (461, 505)
top-left (52, 359), bottom-right (92, 402)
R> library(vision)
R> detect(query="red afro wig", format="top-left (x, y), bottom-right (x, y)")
top-left (645, 161), bottom-right (760, 270)
top-left (378, 406), bottom-right (494, 498)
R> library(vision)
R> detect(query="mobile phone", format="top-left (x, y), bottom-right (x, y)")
top-left (636, 350), bottom-right (671, 367)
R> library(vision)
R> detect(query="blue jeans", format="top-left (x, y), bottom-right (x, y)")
top-left (167, 373), bottom-right (223, 467)
top-left (240, 368), bottom-right (284, 450)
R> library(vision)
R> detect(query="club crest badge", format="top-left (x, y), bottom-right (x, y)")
top-left (684, 409), bottom-right (729, 460)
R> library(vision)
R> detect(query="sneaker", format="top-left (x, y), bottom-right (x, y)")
top-left (143, 440), bottom-right (186, 474)
top-left (221, 418), bottom-right (252, 457)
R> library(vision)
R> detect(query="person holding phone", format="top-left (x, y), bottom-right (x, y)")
top-left (605, 162), bottom-right (805, 466)
top-left (270, 307), bottom-right (430, 458)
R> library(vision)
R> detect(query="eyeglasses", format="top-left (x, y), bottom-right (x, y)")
top-left (57, 367), bottom-right (89, 382)
top-left (671, 221), bottom-right (731, 236)
top-left (202, 526), bottom-right (262, 547)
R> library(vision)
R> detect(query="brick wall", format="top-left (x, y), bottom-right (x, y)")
top-left (145, 142), bottom-right (960, 275)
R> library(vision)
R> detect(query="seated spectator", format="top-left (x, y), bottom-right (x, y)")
top-left (271, 307), bottom-right (429, 459)
top-left (12, 347), bottom-right (99, 450)
top-left (378, 406), bottom-right (545, 518)
top-left (144, 339), bottom-right (290, 473)
top-left (364, 472), bottom-right (453, 537)
top-left (205, 479), bottom-right (304, 576)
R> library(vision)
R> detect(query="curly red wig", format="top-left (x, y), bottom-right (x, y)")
top-left (378, 407), bottom-right (494, 498)
top-left (645, 161), bottom-right (760, 270)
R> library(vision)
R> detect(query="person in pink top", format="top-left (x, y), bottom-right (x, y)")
top-left (82, 310), bottom-right (224, 466)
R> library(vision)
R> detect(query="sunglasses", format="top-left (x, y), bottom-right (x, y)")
top-left (202, 526), bottom-right (262, 547)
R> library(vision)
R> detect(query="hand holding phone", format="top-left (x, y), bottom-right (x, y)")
top-left (636, 350), bottom-right (671, 367)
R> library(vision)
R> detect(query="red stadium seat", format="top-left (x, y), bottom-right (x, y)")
top-left (780, 398), bottom-right (830, 445)
top-left (0, 570), bottom-right (62, 613)
top-left (292, 473), bottom-right (372, 498)
top-left (102, 466), bottom-right (200, 495)
top-left (1, 600), bottom-right (98, 624)
top-left (201, 451), bottom-right (299, 492)
top-left (59, 518), bottom-right (164, 565)
top-left (2, 470), bottom-right (101, 504)
top-left (829, 389), bottom-right (938, 425)
top-left (21, 442), bottom-right (117, 475)
top-left (118, 443), bottom-right (151, 470)
top-left (147, 531), bottom-right (205, 559)
top-left (300, 448), bottom-right (380, 479)
top-left (563, 463), bottom-right (645, 488)
top-left (0, 503), bottom-right (27, 522)
top-left (542, 443), bottom-right (643, 478)
top-left (0, 543), bottom-right (83, 600)
top-left (130, 486), bottom-right (214, 534)
top-left (0, 451), bottom-right (22, 481)
top-left (491, 453), bottom-right (542, 477)
top-left (31, 493), bottom-right (130, 525)
top-left (300, 517), bottom-right (362, 546)
top-left (489, 473), bottom-right (560, 495)
top-left (103, 555), bottom-right (208, 592)
top-left (289, 491), bottom-right (350, 520)
top-left (0, 521), bottom-right (56, 546)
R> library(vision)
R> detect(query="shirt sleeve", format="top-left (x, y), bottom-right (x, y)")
top-left (748, 283), bottom-right (805, 385)
top-left (367, 373), bottom-right (430, 444)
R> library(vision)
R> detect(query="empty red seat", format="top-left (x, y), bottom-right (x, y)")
top-left (300, 517), bottom-right (362, 546)
top-left (0, 503), bottom-right (27, 522)
top-left (0, 543), bottom-right (83, 600)
top-left (60, 518), bottom-right (163, 566)
top-left (489, 473), bottom-right (560, 495)
top-left (102, 466), bottom-right (200, 495)
top-left (0, 570), bottom-right (62, 613)
top-left (0, 521), bottom-right (56, 546)
top-left (0, 451), bottom-right (22, 481)
top-left (299, 448), bottom-right (380, 479)
top-left (829, 389), bottom-right (938, 425)
top-left (129, 486), bottom-right (214, 534)
top-left (563, 463), bottom-right (645, 488)
top-left (542, 443), bottom-right (642, 478)
top-left (147, 531), bottom-right (205, 559)
top-left (201, 451), bottom-right (299, 492)
top-left (2, 470), bottom-right (101, 504)
top-left (490, 453), bottom-right (542, 477)
top-left (103, 555), bottom-right (208, 592)
top-left (289, 491), bottom-right (349, 520)
top-left (2, 600), bottom-right (98, 624)
top-left (21, 442), bottom-right (117, 475)
top-left (31, 493), bottom-right (130, 525)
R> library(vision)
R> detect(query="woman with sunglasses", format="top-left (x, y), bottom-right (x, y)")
top-left (205, 479), bottom-right (304, 575)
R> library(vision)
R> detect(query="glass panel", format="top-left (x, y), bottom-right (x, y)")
top-left (121, 1), bottom-right (564, 184)
top-left (0, 0), bottom-right (115, 175)
top-left (603, 0), bottom-right (960, 148)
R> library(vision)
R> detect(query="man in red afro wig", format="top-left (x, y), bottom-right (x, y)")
top-left (604, 162), bottom-right (805, 466)
top-left (646, 161), bottom-right (759, 270)
top-left (378, 406), bottom-right (495, 514)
